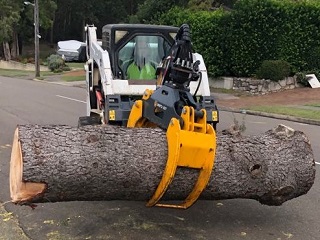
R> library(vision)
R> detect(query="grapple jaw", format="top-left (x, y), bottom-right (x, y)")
top-left (128, 103), bottom-right (216, 209)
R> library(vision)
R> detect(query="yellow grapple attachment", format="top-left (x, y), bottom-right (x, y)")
top-left (127, 95), bottom-right (216, 209)
top-left (127, 89), bottom-right (156, 128)
top-left (147, 106), bottom-right (216, 209)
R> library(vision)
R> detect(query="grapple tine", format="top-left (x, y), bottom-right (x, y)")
top-left (147, 107), bottom-right (216, 209)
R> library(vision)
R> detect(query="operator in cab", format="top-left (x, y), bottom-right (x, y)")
top-left (126, 38), bottom-right (156, 80)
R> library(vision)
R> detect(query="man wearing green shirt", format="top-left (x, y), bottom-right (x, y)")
top-left (126, 39), bottom-right (156, 80)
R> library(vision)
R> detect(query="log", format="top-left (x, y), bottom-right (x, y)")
top-left (10, 124), bottom-right (315, 206)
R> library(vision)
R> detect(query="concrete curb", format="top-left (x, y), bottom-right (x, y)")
top-left (220, 107), bottom-right (320, 126)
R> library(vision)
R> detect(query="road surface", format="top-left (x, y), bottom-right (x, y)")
top-left (0, 76), bottom-right (319, 240)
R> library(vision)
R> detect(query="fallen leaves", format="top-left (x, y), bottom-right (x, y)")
top-left (0, 212), bottom-right (13, 222)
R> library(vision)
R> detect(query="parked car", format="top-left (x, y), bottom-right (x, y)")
top-left (56, 40), bottom-right (86, 62)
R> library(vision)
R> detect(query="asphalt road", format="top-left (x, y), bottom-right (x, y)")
top-left (0, 76), bottom-right (319, 240)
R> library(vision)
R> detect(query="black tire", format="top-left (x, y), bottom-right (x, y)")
top-left (212, 123), bottom-right (217, 131)
top-left (78, 116), bottom-right (101, 127)
top-left (90, 88), bottom-right (98, 109)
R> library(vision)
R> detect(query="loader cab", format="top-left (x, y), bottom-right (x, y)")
top-left (101, 24), bottom-right (179, 80)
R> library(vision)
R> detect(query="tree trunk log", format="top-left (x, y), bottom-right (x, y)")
top-left (10, 124), bottom-right (315, 206)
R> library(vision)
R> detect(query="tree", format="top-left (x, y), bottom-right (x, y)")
top-left (0, 0), bottom-right (20, 60)
top-left (129, 0), bottom-right (189, 23)
top-left (38, 0), bottom-right (57, 44)
top-left (19, 0), bottom-right (57, 45)
top-left (123, 0), bottom-right (145, 15)
top-left (0, 0), bottom-right (57, 60)
top-left (52, 0), bottom-right (128, 41)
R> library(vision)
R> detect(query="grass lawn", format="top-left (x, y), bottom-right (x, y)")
top-left (1, 43), bottom-right (85, 79)
top-left (305, 103), bottom-right (320, 108)
top-left (0, 68), bottom-right (59, 78)
top-left (0, 68), bottom-right (31, 77)
top-left (0, 66), bottom-right (85, 82)
top-left (246, 105), bottom-right (320, 120)
top-left (211, 87), bottom-right (250, 97)
top-left (66, 62), bottom-right (85, 69)
top-left (61, 75), bottom-right (85, 82)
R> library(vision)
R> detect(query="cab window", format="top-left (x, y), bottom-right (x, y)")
top-left (118, 35), bottom-right (171, 80)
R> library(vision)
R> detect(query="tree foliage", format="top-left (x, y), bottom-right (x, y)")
top-left (156, 0), bottom-right (320, 77)
top-left (187, 0), bottom-right (236, 10)
top-left (0, 0), bottom-right (237, 55)
top-left (51, 0), bottom-right (132, 41)
top-left (226, 0), bottom-right (320, 76)
top-left (129, 0), bottom-right (188, 23)
top-left (2, 0), bottom-right (320, 78)
top-left (19, 0), bottom-right (57, 44)
top-left (0, 0), bottom-right (20, 43)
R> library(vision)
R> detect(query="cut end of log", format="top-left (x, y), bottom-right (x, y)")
top-left (10, 128), bottom-right (46, 204)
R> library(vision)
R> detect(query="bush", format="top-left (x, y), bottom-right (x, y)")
top-left (305, 46), bottom-right (320, 70)
top-left (256, 60), bottom-right (292, 81)
top-left (157, 7), bottom-right (229, 77)
top-left (296, 72), bottom-right (308, 86)
top-left (154, 0), bottom-right (320, 77)
top-left (47, 54), bottom-right (66, 72)
top-left (296, 70), bottom-right (320, 87)
top-left (62, 66), bottom-right (71, 71)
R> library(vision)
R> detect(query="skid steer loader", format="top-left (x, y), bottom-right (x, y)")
top-left (79, 23), bottom-right (219, 209)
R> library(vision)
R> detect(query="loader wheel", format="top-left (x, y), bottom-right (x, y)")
top-left (212, 123), bottom-right (217, 131)
top-left (78, 116), bottom-right (101, 127)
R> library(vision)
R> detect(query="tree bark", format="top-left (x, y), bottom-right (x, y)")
top-left (10, 124), bottom-right (315, 206)
top-left (3, 42), bottom-right (11, 61)
top-left (10, 31), bottom-right (19, 59)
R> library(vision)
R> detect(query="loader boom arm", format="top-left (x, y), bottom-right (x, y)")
top-left (85, 25), bottom-right (113, 97)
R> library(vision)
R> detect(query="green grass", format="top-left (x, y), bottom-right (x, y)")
top-left (0, 68), bottom-right (57, 78)
top-left (0, 68), bottom-right (61, 78)
top-left (0, 68), bottom-right (31, 77)
top-left (66, 62), bottom-right (85, 69)
top-left (41, 71), bottom-right (61, 76)
top-left (246, 105), bottom-right (320, 120)
top-left (210, 87), bottom-right (250, 97)
top-left (61, 75), bottom-right (85, 82)
top-left (0, 66), bottom-right (84, 82)
top-left (305, 103), bottom-right (320, 108)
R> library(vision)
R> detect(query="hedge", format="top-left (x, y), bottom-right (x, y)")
top-left (155, 0), bottom-right (320, 78)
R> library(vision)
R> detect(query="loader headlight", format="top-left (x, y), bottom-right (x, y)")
top-left (109, 110), bottom-right (116, 121)
top-left (212, 111), bottom-right (218, 121)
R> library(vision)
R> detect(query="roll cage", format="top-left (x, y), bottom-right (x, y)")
top-left (101, 24), bottom-right (179, 79)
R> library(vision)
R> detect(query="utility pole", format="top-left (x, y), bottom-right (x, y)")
top-left (24, 1), bottom-right (40, 78)
top-left (34, 0), bottom-right (40, 78)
